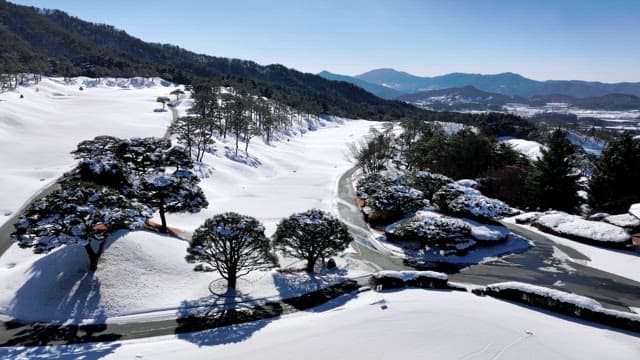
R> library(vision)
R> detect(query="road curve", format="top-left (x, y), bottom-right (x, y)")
top-left (335, 166), bottom-right (640, 312)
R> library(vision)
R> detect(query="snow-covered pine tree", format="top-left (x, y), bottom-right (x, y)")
top-left (140, 170), bottom-right (208, 233)
top-left (11, 181), bottom-right (151, 271)
top-left (186, 212), bottom-right (277, 290)
top-left (273, 209), bottom-right (353, 272)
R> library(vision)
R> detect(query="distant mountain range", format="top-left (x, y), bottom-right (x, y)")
top-left (395, 85), bottom-right (640, 111)
top-left (319, 68), bottom-right (640, 109)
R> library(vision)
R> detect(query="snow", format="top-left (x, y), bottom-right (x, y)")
top-left (487, 281), bottom-right (640, 322)
top-left (0, 230), bottom-right (368, 323)
top-left (4, 289), bottom-right (638, 359)
top-left (629, 203), bottom-right (640, 221)
top-left (448, 193), bottom-right (519, 220)
top-left (0, 78), bottom-right (381, 323)
top-left (499, 137), bottom-right (545, 160)
top-left (487, 282), bottom-right (602, 309)
top-left (464, 219), bottom-right (510, 242)
top-left (0, 77), bottom-right (178, 227)
top-left (455, 178), bottom-right (478, 188)
top-left (565, 131), bottom-right (606, 156)
top-left (534, 211), bottom-right (630, 243)
top-left (373, 270), bottom-right (448, 281)
top-left (158, 115), bottom-right (377, 235)
top-left (604, 213), bottom-right (640, 229)
top-left (504, 216), bottom-right (640, 283)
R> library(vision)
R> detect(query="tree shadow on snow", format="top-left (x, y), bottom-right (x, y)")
top-left (1, 238), bottom-right (123, 353)
top-left (174, 289), bottom-right (282, 347)
top-left (223, 146), bottom-right (262, 168)
top-left (0, 336), bottom-right (121, 360)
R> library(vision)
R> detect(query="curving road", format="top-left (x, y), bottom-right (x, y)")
top-left (335, 166), bottom-right (640, 312)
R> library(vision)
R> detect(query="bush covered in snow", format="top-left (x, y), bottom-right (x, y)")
top-left (364, 185), bottom-right (427, 226)
top-left (408, 171), bottom-right (453, 198)
top-left (369, 270), bottom-right (449, 290)
top-left (355, 172), bottom-right (406, 200)
top-left (385, 211), bottom-right (475, 255)
top-left (513, 212), bottom-right (543, 224)
top-left (533, 211), bottom-right (631, 248)
top-left (484, 282), bottom-right (640, 332)
top-left (432, 183), bottom-right (481, 208)
top-left (603, 213), bottom-right (640, 231)
top-left (447, 194), bottom-right (519, 223)
top-left (433, 183), bottom-right (518, 223)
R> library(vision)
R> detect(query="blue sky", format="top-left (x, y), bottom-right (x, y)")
top-left (12, 0), bottom-right (640, 82)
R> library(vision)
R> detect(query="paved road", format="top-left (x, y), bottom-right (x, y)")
top-left (335, 167), bottom-right (640, 312)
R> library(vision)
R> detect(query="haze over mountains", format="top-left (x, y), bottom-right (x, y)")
top-left (319, 68), bottom-right (640, 110)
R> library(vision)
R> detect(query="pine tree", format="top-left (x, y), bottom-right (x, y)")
top-left (273, 209), bottom-right (353, 272)
top-left (589, 134), bottom-right (640, 213)
top-left (528, 129), bottom-right (581, 212)
top-left (140, 170), bottom-right (208, 233)
top-left (12, 181), bottom-right (151, 271)
top-left (186, 213), bottom-right (277, 290)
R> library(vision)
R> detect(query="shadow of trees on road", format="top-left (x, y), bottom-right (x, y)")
top-left (175, 289), bottom-right (282, 347)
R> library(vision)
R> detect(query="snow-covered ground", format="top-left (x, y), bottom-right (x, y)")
top-left (499, 137), bottom-right (545, 160)
top-left (565, 130), bottom-right (606, 156)
top-left (158, 106), bottom-right (376, 235)
top-left (0, 229), bottom-right (371, 323)
top-left (0, 77), bottom-right (178, 226)
top-left (3, 289), bottom-right (638, 359)
top-left (504, 216), bottom-right (640, 283)
top-left (0, 77), bottom-right (379, 323)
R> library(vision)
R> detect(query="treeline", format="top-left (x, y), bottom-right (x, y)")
top-left (171, 81), bottom-right (321, 160)
top-left (353, 118), bottom-right (640, 214)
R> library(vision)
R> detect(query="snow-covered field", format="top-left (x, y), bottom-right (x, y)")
top-left (0, 77), bottom-right (378, 323)
top-left (0, 77), bottom-right (178, 226)
top-left (160, 99), bottom-right (377, 235)
top-left (3, 289), bottom-right (638, 359)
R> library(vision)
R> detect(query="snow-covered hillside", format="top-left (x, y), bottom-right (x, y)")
top-left (3, 289), bottom-right (637, 359)
top-left (499, 137), bottom-right (545, 160)
top-left (0, 77), bottom-right (179, 226)
top-left (0, 77), bottom-right (379, 323)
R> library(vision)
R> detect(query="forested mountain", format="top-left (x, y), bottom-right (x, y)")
top-left (398, 85), bottom-right (640, 111)
top-left (353, 68), bottom-right (640, 98)
top-left (0, 1), bottom-right (418, 120)
top-left (396, 86), bottom-right (527, 111)
top-left (318, 70), bottom-right (404, 100)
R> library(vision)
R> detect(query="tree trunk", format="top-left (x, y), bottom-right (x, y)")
top-left (85, 241), bottom-right (106, 272)
top-left (159, 204), bottom-right (168, 233)
top-left (227, 274), bottom-right (237, 290)
top-left (306, 258), bottom-right (316, 272)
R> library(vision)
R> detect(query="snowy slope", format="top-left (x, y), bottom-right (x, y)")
top-left (157, 112), bottom-right (377, 235)
top-left (4, 289), bottom-right (638, 359)
top-left (0, 77), bottom-right (178, 226)
top-left (499, 137), bottom-right (545, 160)
top-left (0, 79), bottom-right (380, 322)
